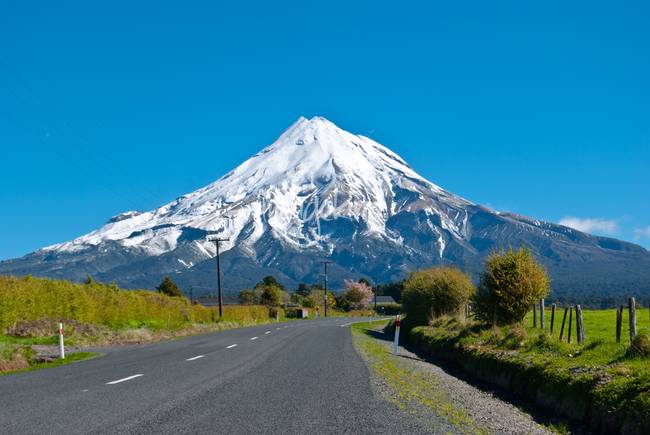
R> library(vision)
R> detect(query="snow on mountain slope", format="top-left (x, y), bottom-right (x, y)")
top-left (43, 116), bottom-right (471, 260)
top-left (5, 115), bottom-right (650, 302)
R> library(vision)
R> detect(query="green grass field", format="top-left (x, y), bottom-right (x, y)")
top-left (407, 306), bottom-right (650, 433)
top-left (521, 306), bottom-right (650, 369)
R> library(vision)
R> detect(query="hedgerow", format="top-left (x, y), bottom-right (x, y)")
top-left (0, 275), bottom-right (269, 331)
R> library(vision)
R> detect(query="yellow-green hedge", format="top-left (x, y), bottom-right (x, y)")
top-left (0, 275), bottom-right (269, 330)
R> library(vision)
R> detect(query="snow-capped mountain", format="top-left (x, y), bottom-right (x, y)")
top-left (46, 116), bottom-right (469, 260)
top-left (2, 116), bottom-right (649, 303)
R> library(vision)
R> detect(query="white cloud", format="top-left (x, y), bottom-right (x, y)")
top-left (558, 217), bottom-right (619, 234)
top-left (634, 226), bottom-right (650, 240)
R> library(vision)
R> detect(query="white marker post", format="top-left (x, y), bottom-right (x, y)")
top-left (58, 322), bottom-right (65, 359)
top-left (392, 315), bottom-right (401, 355)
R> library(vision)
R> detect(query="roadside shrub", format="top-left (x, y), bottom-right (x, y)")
top-left (629, 330), bottom-right (650, 357)
top-left (473, 247), bottom-right (549, 325)
top-left (156, 277), bottom-right (183, 298)
top-left (221, 305), bottom-right (270, 323)
top-left (401, 267), bottom-right (475, 326)
top-left (259, 286), bottom-right (281, 306)
top-left (338, 280), bottom-right (373, 311)
top-left (268, 306), bottom-right (285, 320)
top-left (303, 290), bottom-right (336, 310)
top-left (301, 295), bottom-right (316, 308)
top-left (0, 275), bottom-right (268, 331)
top-left (238, 289), bottom-right (259, 305)
top-left (251, 276), bottom-right (290, 307)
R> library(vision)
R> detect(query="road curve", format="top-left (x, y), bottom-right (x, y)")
top-left (0, 318), bottom-right (430, 434)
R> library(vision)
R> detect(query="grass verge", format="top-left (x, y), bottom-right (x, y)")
top-left (0, 348), bottom-right (97, 376)
top-left (351, 320), bottom-right (486, 434)
top-left (406, 314), bottom-right (650, 435)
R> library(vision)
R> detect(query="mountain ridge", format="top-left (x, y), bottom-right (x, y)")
top-left (2, 116), bottom-right (649, 305)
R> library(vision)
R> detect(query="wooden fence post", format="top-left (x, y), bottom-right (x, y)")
top-left (559, 307), bottom-right (568, 340)
top-left (568, 306), bottom-right (573, 343)
top-left (629, 297), bottom-right (637, 340)
top-left (533, 303), bottom-right (537, 328)
top-left (576, 305), bottom-right (585, 343)
top-left (616, 305), bottom-right (623, 343)
top-left (550, 303), bottom-right (556, 333)
top-left (575, 305), bottom-right (581, 344)
top-left (540, 299), bottom-right (545, 330)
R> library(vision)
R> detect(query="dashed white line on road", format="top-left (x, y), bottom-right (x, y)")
top-left (340, 322), bottom-right (354, 327)
top-left (276, 327), bottom-right (281, 330)
top-left (186, 355), bottom-right (205, 361)
top-left (106, 374), bottom-right (143, 385)
top-left (265, 331), bottom-right (271, 334)
top-left (226, 344), bottom-right (237, 349)
top-left (250, 336), bottom-right (258, 340)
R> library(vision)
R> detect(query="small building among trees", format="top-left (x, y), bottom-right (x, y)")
top-left (295, 307), bottom-right (309, 318)
top-left (374, 296), bottom-right (397, 305)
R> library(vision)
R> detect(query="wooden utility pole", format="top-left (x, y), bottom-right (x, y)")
top-left (321, 260), bottom-right (332, 317)
top-left (208, 237), bottom-right (230, 319)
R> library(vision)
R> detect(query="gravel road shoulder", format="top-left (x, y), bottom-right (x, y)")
top-left (352, 322), bottom-right (555, 434)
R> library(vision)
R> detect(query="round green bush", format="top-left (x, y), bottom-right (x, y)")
top-left (473, 247), bottom-right (549, 325)
top-left (401, 267), bottom-right (475, 326)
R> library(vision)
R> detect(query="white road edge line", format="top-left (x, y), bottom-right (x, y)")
top-left (106, 374), bottom-right (144, 385)
top-left (226, 344), bottom-right (237, 349)
top-left (186, 355), bottom-right (205, 361)
top-left (250, 336), bottom-right (258, 340)
top-left (340, 318), bottom-right (392, 328)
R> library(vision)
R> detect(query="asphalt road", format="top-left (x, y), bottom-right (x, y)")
top-left (0, 318), bottom-right (430, 434)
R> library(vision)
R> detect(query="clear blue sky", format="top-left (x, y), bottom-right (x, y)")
top-left (1, 1), bottom-right (649, 259)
